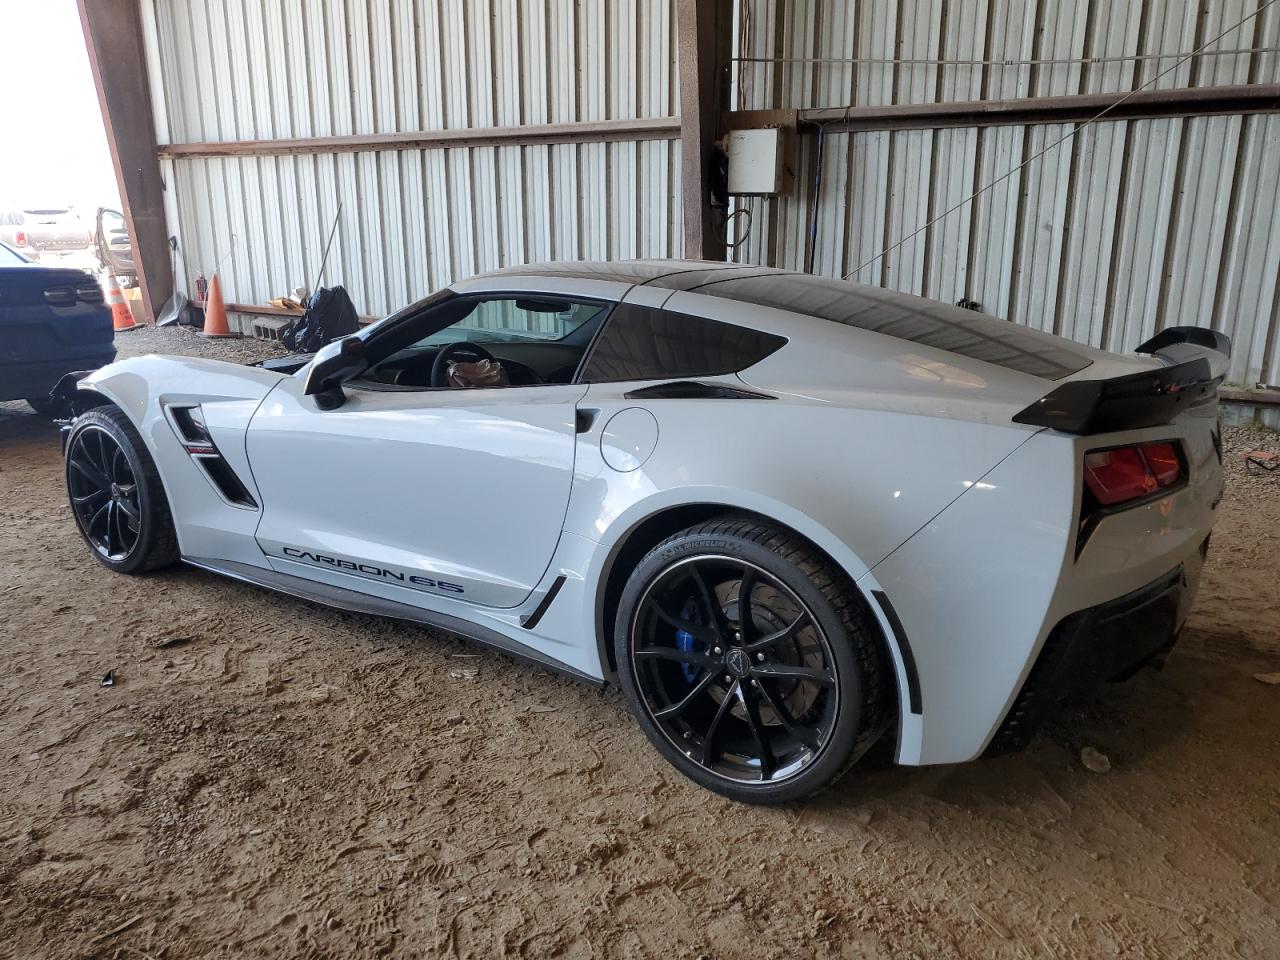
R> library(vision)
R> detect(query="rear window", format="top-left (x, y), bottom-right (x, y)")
top-left (24, 208), bottom-right (72, 217)
top-left (582, 304), bottom-right (786, 382)
top-left (696, 274), bottom-right (1092, 380)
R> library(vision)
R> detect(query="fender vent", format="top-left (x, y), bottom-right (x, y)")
top-left (622, 380), bottom-right (775, 401)
top-left (168, 404), bottom-right (258, 509)
top-left (521, 575), bottom-right (566, 629)
top-left (194, 453), bottom-right (258, 508)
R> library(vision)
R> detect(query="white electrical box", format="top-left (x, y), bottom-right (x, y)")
top-left (726, 128), bottom-right (784, 196)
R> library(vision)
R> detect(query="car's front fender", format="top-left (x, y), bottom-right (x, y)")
top-left (75, 355), bottom-right (286, 566)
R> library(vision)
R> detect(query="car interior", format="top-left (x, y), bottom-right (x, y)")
top-left (356, 296), bottom-right (611, 389)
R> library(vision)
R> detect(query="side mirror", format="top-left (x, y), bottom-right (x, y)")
top-left (303, 336), bottom-right (367, 410)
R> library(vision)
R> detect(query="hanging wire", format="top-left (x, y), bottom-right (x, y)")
top-left (730, 47), bottom-right (1280, 68)
top-left (719, 207), bottom-right (754, 249)
top-left (843, 0), bottom-right (1280, 281)
top-left (803, 122), bottom-right (829, 273)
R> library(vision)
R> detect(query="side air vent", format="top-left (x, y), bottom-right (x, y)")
top-left (171, 405), bottom-right (215, 452)
top-left (196, 454), bottom-right (258, 508)
top-left (167, 404), bottom-right (258, 509)
top-left (622, 380), bottom-right (775, 401)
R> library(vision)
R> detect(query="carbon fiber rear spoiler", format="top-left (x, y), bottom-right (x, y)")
top-left (1135, 326), bottom-right (1232, 362)
top-left (1013, 327), bottom-right (1230, 435)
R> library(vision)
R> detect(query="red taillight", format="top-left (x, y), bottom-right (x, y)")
top-left (1084, 449), bottom-right (1155, 505)
top-left (1141, 442), bottom-right (1181, 487)
top-left (1083, 442), bottom-right (1183, 507)
top-left (14, 230), bottom-right (27, 246)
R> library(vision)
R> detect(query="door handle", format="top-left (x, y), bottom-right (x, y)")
top-left (575, 409), bottom-right (598, 434)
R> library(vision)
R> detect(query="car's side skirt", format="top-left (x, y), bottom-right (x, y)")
top-left (182, 556), bottom-right (605, 689)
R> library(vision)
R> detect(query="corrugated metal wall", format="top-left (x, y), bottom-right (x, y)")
top-left (139, 0), bottom-right (1279, 386)
top-left (139, 0), bottom-right (681, 317)
top-left (730, 0), bottom-right (1280, 386)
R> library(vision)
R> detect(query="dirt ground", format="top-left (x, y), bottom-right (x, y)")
top-left (1, 326), bottom-right (1278, 960)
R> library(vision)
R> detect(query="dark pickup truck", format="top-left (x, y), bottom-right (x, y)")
top-left (0, 243), bottom-right (115, 414)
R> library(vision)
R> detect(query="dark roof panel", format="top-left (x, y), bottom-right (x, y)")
top-left (691, 272), bottom-right (1093, 381)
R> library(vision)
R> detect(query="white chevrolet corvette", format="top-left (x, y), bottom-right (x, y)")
top-left (57, 260), bottom-right (1227, 803)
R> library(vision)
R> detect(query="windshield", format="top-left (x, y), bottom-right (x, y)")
top-left (0, 243), bottom-right (29, 264)
top-left (410, 297), bottom-right (602, 348)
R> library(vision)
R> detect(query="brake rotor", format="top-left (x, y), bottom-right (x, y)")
top-left (707, 578), bottom-right (826, 725)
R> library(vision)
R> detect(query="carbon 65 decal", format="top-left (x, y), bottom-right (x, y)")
top-left (279, 546), bottom-right (465, 594)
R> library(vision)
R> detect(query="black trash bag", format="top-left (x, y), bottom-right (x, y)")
top-left (281, 286), bottom-right (360, 353)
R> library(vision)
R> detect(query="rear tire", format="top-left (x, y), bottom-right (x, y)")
top-left (614, 516), bottom-right (890, 804)
top-left (64, 406), bottom-right (179, 574)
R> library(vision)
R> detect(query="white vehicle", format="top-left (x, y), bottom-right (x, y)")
top-left (58, 261), bottom-right (1227, 803)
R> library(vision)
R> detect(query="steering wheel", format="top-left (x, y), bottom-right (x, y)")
top-left (431, 341), bottom-right (498, 388)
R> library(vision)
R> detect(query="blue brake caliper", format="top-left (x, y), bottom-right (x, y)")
top-left (676, 598), bottom-right (702, 683)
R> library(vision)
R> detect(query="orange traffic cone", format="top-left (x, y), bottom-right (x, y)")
top-left (199, 272), bottom-right (239, 338)
top-left (106, 283), bottom-right (141, 332)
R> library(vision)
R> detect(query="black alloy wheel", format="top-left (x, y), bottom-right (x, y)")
top-left (631, 555), bottom-right (839, 784)
top-left (616, 517), bottom-right (889, 804)
top-left (68, 424), bottom-right (142, 561)
top-left (64, 406), bottom-right (179, 574)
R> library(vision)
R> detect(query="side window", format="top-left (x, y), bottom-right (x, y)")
top-left (359, 295), bottom-right (611, 389)
top-left (581, 304), bottom-right (786, 383)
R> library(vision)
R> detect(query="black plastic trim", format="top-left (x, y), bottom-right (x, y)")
top-left (50, 370), bottom-right (94, 404)
top-left (575, 409), bottom-right (598, 434)
top-left (520, 575), bottom-right (566, 629)
top-left (622, 380), bottom-right (775, 401)
top-left (183, 557), bottom-right (604, 688)
top-left (1136, 326), bottom-right (1232, 359)
top-left (1012, 358), bottom-right (1217, 434)
top-left (194, 454), bottom-right (258, 508)
top-left (255, 353), bottom-right (314, 373)
top-left (171, 405), bottom-right (211, 444)
top-left (984, 566), bottom-right (1185, 755)
top-left (872, 589), bottom-right (923, 715)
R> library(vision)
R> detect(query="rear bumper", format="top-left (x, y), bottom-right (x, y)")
top-left (0, 353), bottom-right (116, 402)
top-left (984, 558), bottom-right (1201, 755)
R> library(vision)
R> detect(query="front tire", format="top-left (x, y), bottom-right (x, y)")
top-left (64, 406), bottom-right (179, 574)
top-left (614, 517), bottom-right (890, 804)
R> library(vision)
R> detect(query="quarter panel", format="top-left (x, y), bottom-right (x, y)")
top-left (865, 439), bottom-right (1077, 765)
top-left (870, 413), bottom-right (1221, 766)
top-left (568, 383), bottom-right (1038, 575)
top-left (567, 382), bottom-right (1041, 714)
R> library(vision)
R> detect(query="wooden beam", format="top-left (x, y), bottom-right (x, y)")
top-left (677, 0), bottom-right (731, 261)
top-left (723, 83), bottom-right (1280, 135)
top-left (157, 116), bottom-right (681, 159)
top-left (1219, 385), bottom-right (1280, 406)
top-left (77, 0), bottom-right (172, 325)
